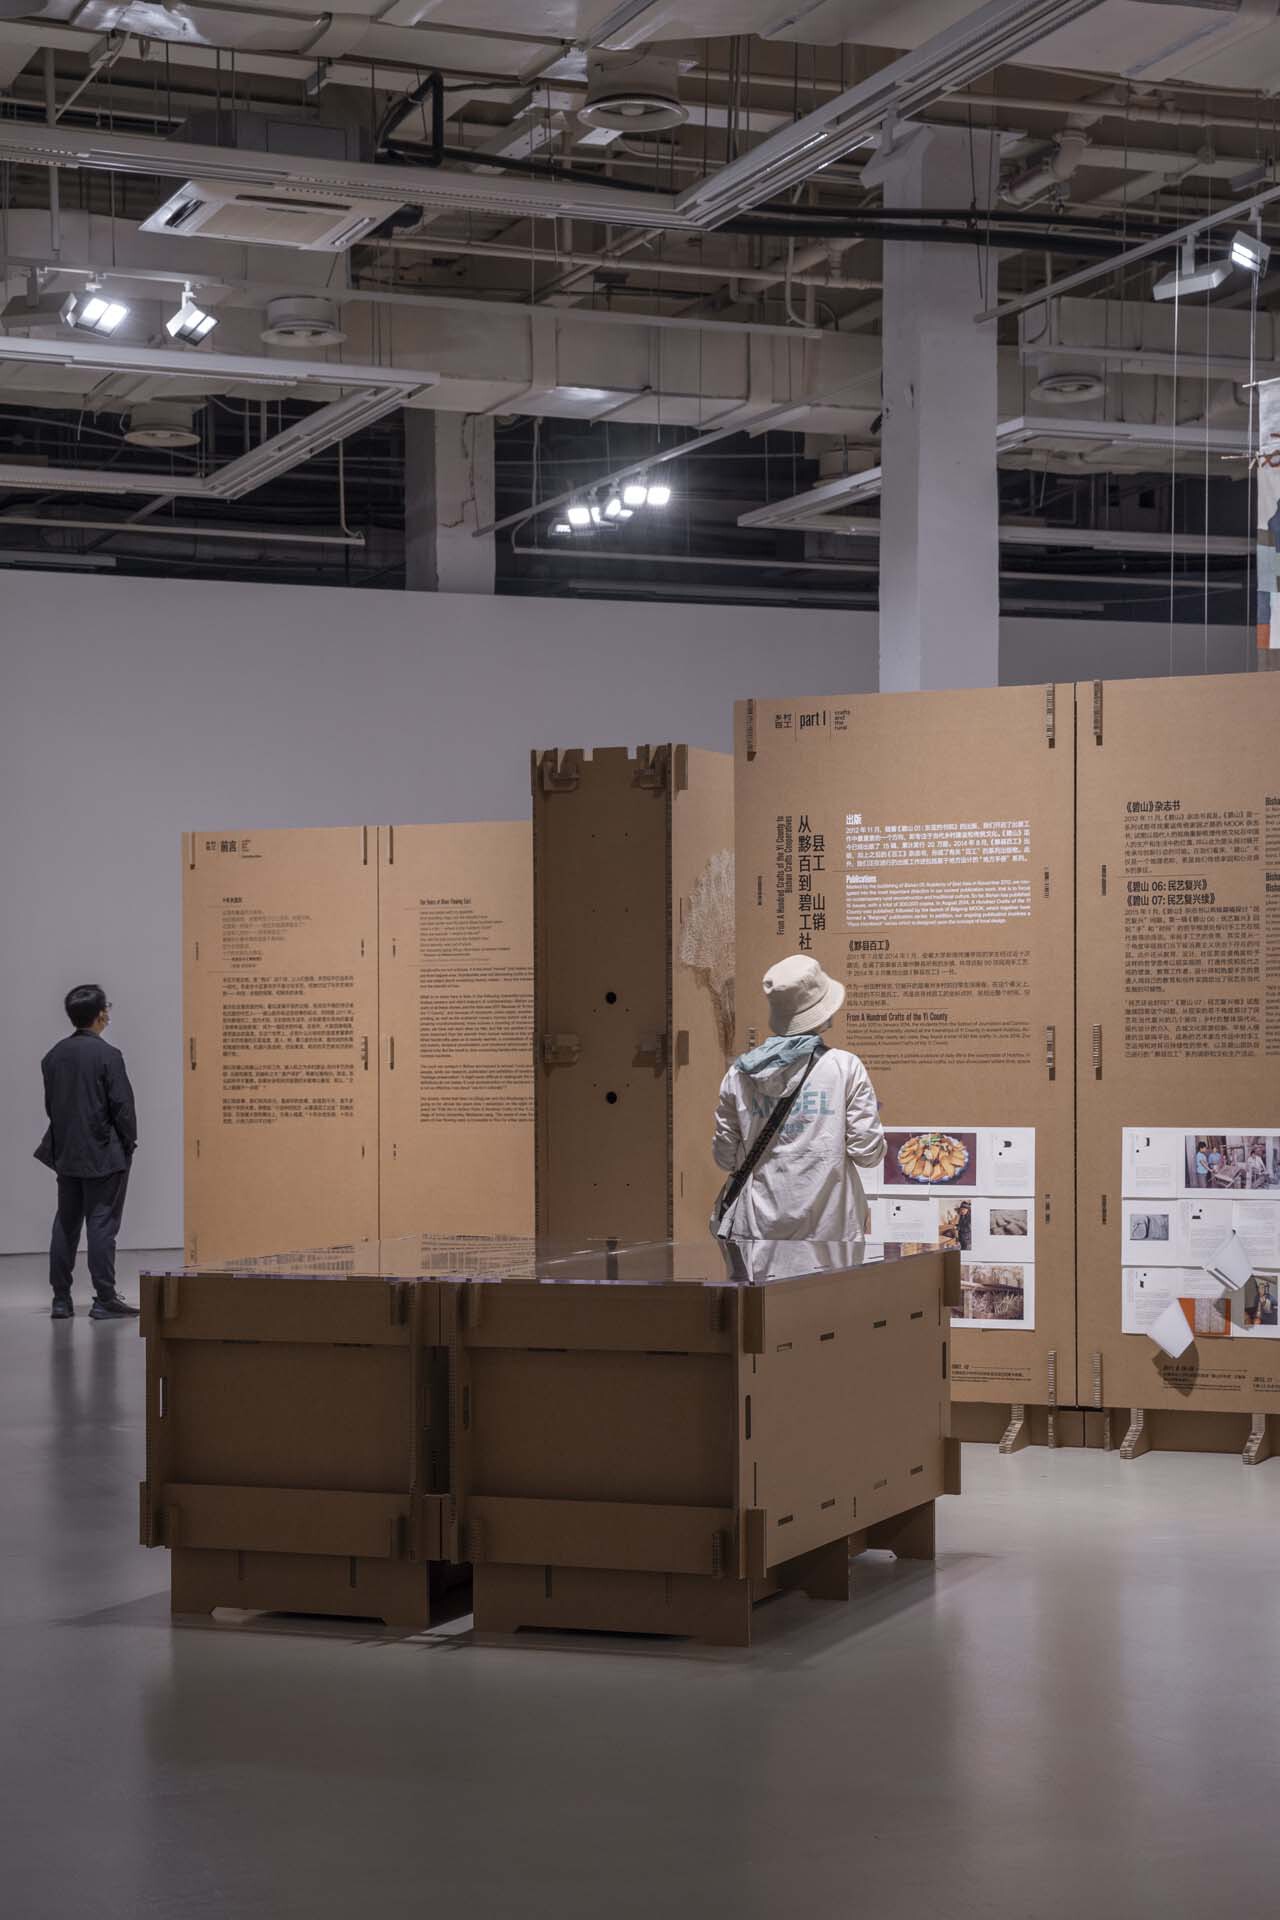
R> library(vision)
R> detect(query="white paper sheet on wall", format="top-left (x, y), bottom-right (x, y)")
top-left (1124, 1128), bottom-right (1184, 1196)
top-left (1121, 1267), bottom-right (1227, 1336)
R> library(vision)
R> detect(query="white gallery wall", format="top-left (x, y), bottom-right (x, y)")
top-left (0, 567), bottom-right (1254, 1254)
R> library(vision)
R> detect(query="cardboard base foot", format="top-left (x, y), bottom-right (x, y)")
top-left (864, 1498), bottom-right (936, 1562)
top-left (170, 1548), bottom-right (431, 1629)
top-left (775, 1535), bottom-right (852, 1602)
top-left (1244, 1413), bottom-right (1273, 1467)
top-left (1120, 1408), bottom-right (1150, 1461)
top-left (472, 1564), bottom-right (754, 1646)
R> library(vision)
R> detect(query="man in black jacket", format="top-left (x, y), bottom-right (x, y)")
top-left (36, 984), bottom-right (140, 1321)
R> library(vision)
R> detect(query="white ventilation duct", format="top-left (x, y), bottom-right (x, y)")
top-left (260, 296), bottom-right (347, 347)
top-left (1002, 131), bottom-right (1090, 206)
top-left (123, 402), bottom-right (201, 449)
top-left (579, 53), bottom-right (688, 135)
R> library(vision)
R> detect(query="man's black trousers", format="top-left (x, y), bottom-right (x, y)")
top-left (49, 1170), bottom-right (129, 1302)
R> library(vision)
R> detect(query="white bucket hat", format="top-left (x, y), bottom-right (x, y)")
top-left (763, 954), bottom-right (845, 1036)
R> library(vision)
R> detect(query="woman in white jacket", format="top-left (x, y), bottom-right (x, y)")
top-left (712, 954), bottom-right (885, 1245)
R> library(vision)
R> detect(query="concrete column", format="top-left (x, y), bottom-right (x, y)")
top-left (403, 409), bottom-right (496, 594)
top-left (865, 127), bottom-right (1000, 692)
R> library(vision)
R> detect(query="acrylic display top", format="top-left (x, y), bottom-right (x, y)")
top-left (155, 1232), bottom-right (945, 1289)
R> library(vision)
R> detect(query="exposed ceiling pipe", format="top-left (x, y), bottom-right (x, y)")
top-left (375, 232), bottom-right (878, 290)
top-left (1003, 130), bottom-right (1090, 206)
top-left (0, 513), bottom-right (365, 544)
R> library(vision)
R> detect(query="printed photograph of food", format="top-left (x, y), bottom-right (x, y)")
top-left (939, 1201), bottom-right (972, 1251)
top-left (990, 1208), bottom-right (1029, 1238)
top-left (956, 1263), bottom-right (1027, 1323)
top-left (885, 1129), bottom-right (977, 1188)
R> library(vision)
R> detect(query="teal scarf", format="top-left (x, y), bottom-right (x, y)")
top-left (733, 1033), bottom-right (825, 1078)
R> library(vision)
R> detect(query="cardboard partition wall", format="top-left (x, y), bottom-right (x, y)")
top-left (184, 821), bottom-right (535, 1263)
top-left (533, 745), bottom-right (734, 1242)
top-left (735, 689), bottom-right (1076, 1414)
top-left (1076, 674), bottom-right (1280, 1445)
top-left (183, 827), bottom-right (379, 1263)
top-left (378, 823), bottom-right (534, 1237)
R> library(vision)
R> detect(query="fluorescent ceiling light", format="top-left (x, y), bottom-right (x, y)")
top-left (71, 293), bottom-right (128, 335)
top-left (1230, 229), bottom-right (1270, 275)
top-left (551, 521), bottom-right (572, 534)
top-left (645, 482), bottom-right (671, 507)
top-left (165, 289), bottom-right (218, 341)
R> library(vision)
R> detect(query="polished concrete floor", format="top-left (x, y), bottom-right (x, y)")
top-left (3, 1248), bottom-right (1279, 1919)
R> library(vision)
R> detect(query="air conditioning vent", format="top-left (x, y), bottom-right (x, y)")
top-left (140, 179), bottom-right (399, 252)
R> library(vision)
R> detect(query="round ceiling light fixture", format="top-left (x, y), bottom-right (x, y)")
top-left (1031, 370), bottom-right (1106, 404)
top-left (579, 53), bottom-right (688, 135)
top-left (123, 402), bottom-right (201, 449)
top-left (260, 296), bottom-right (347, 348)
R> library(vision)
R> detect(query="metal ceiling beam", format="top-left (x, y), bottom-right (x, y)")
top-left (980, 178), bottom-right (1280, 322)
top-left (0, 334), bottom-right (435, 502)
top-left (0, 120), bottom-right (689, 231)
top-left (740, 414), bottom-right (1253, 529)
top-left (673, 0), bottom-right (1108, 227)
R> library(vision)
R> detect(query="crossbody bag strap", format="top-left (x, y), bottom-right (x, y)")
top-left (716, 1048), bottom-right (822, 1225)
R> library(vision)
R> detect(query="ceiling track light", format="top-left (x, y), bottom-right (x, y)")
top-left (1151, 238), bottom-right (1231, 302)
top-left (1230, 228), bottom-right (1270, 276)
top-left (69, 288), bottom-right (129, 336)
top-left (645, 481), bottom-right (672, 507)
top-left (622, 478), bottom-right (647, 507)
top-left (165, 285), bottom-right (217, 342)
top-left (566, 501), bottom-right (591, 528)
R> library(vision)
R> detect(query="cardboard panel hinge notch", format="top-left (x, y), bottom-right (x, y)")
top-left (1091, 1024), bottom-right (1103, 1080)
top-left (632, 744), bottom-right (671, 791)
top-left (1091, 1351), bottom-right (1104, 1410)
top-left (540, 1032), bottom-right (581, 1067)
top-left (1044, 1025), bottom-right (1056, 1081)
top-left (537, 748), bottom-right (582, 793)
top-left (1092, 680), bottom-right (1103, 744)
top-left (635, 1030), bottom-right (668, 1072)
top-left (1044, 684), bottom-right (1056, 746)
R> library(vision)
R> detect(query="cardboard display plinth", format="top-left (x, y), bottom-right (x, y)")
top-left (533, 744), bottom-right (734, 1245)
top-left (144, 1237), bottom-right (957, 1647)
top-left (447, 1242), bottom-right (958, 1647)
top-left (139, 1271), bottom-right (446, 1630)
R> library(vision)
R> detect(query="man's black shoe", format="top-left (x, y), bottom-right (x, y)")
top-left (89, 1294), bottom-right (140, 1321)
top-left (50, 1298), bottom-right (74, 1319)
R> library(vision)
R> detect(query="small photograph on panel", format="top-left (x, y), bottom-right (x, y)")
top-left (989, 1206), bottom-right (1030, 1239)
top-left (955, 1259), bottom-right (1032, 1327)
top-left (1180, 1294), bottom-right (1230, 1339)
top-left (1127, 1210), bottom-right (1171, 1244)
top-left (1236, 1274), bottom-right (1280, 1336)
top-left (884, 1128), bottom-right (978, 1189)
top-left (938, 1199), bottom-right (972, 1252)
top-left (1185, 1133), bottom-right (1276, 1193)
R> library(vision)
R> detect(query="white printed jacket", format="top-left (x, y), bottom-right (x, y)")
top-left (712, 1045), bottom-right (885, 1242)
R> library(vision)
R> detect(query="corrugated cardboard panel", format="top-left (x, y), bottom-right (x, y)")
top-left (1076, 673), bottom-right (1280, 1416)
top-left (378, 822), bottom-right (534, 1237)
top-left (183, 827), bottom-right (378, 1262)
top-left (734, 689), bottom-right (1076, 1406)
top-left (671, 748), bottom-right (737, 1240)
top-left (533, 744), bottom-right (732, 1241)
top-left (533, 746), bottom-right (675, 1239)
top-left (739, 1251), bottom-right (950, 1570)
